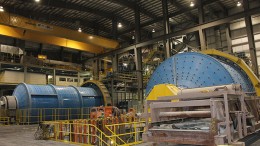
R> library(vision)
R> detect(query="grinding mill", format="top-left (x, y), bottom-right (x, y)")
top-left (143, 49), bottom-right (260, 145)
top-left (0, 80), bottom-right (111, 122)
top-left (146, 49), bottom-right (259, 97)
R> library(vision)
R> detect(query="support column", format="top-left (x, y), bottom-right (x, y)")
top-left (243, 0), bottom-right (259, 76)
top-left (24, 66), bottom-right (27, 83)
top-left (60, 47), bottom-right (64, 61)
top-left (38, 43), bottom-right (43, 55)
top-left (93, 22), bottom-right (99, 36)
top-left (14, 39), bottom-right (26, 63)
top-left (0, 89), bottom-right (3, 97)
top-left (134, 2), bottom-right (144, 103)
top-left (77, 51), bottom-right (82, 64)
top-left (198, 0), bottom-right (207, 50)
top-left (111, 54), bottom-right (118, 106)
top-left (77, 72), bottom-right (80, 87)
top-left (103, 60), bottom-right (108, 75)
top-left (162, 0), bottom-right (171, 58)
top-left (112, 54), bottom-right (118, 72)
top-left (112, 18), bottom-right (118, 40)
top-left (92, 59), bottom-right (99, 80)
top-left (53, 69), bottom-right (56, 85)
top-left (225, 24), bottom-right (233, 54)
top-left (14, 39), bottom-right (25, 50)
top-left (15, 39), bottom-right (27, 82)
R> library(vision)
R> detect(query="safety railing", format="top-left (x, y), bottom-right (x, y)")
top-left (0, 108), bottom-right (91, 125)
top-left (0, 117), bottom-right (10, 125)
top-left (105, 121), bottom-right (145, 145)
top-left (0, 109), bottom-right (11, 125)
top-left (42, 116), bottom-right (145, 146)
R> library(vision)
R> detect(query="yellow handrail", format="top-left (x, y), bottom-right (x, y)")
top-left (42, 117), bottom-right (145, 146)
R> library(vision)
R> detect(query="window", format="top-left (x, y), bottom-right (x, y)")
top-left (74, 79), bottom-right (78, 82)
top-left (67, 78), bottom-right (73, 82)
top-left (59, 77), bottom-right (66, 81)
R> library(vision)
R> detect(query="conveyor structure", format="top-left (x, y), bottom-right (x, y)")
top-left (143, 49), bottom-right (260, 145)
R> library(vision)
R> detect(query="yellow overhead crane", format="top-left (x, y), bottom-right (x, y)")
top-left (0, 12), bottom-right (119, 54)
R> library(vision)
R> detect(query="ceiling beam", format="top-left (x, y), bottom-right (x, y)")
top-left (89, 5), bottom-right (260, 59)
top-left (8, 0), bottom-right (146, 39)
top-left (18, 0), bottom-right (132, 25)
top-left (118, 0), bottom-right (217, 36)
top-left (2, 3), bottom-right (132, 42)
top-left (205, 5), bottom-right (219, 18)
top-left (109, 0), bottom-right (158, 18)
top-left (168, 0), bottom-right (198, 23)
top-left (216, 1), bottom-right (228, 15)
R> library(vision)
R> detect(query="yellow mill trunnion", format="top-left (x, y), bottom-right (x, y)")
top-left (0, 12), bottom-right (119, 53)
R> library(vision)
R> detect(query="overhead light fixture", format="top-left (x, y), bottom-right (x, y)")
top-left (152, 29), bottom-right (155, 33)
top-left (132, 35), bottom-right (135, 39)
top-left (35, 0), bottom-right (41, 2)
top-left (118, 22), bottom-right (122, 28)
top-left (78, 27), bottom-right (82, 32)
top-left (0, 6), bottom-right (4, 12)
top-left (190, 1), bottom-right (195, 7)
top-left (89, 36), bottom-right (93, 39)
top-left (236, 1), bottom-right (242, 7)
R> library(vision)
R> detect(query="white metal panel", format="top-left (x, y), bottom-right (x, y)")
top-left (0, 71), bottom-right (46, 84)
top-left (230, 20), bottom-right (246, 30)
top-left (232, 37), bottom-right (248, 45)
top-left (232, 44), bottom-right (249, 52)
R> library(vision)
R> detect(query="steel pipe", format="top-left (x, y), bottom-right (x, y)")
top-left (159, 111), bottom-right (211, 118)
top-left (177, 84), bottom-right (242, 95)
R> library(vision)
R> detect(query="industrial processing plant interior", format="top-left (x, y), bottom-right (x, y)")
top-left (2, 0), bottom-right (260, 145)
top-left (1, 49), bottom-right (260, 145)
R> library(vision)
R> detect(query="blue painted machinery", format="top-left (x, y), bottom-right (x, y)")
top-left (144, 50), bottom-right (260, 145)
top-left (12, 84), bottom-right (103, 109)
top-left (0, 80), bottom-right (111, 122)
top-left (146, 51), bottom-right (256, 96)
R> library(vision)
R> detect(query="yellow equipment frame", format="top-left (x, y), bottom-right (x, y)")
top-left (81, 80), bottom-right (112, 106)
top-left (0, 12), bottom-right (119, 53)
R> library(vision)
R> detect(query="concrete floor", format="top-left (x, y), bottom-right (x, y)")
top-left (0, 125), bottom-right (76, 146)
top-left (1, 125), bottom-right (260, 146)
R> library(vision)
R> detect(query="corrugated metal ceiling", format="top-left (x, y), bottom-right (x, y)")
top-left (0, 0), bottom-right (257, 43)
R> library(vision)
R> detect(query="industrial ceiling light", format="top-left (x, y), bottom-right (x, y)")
top-left (190, 1), bottom-right (195, 7)
top-left (118, 22), bottom-right (122, 28)
top-left (0, 6), bottom-right (4, 12)
top-left (35, 0), bottom-right (40, 2)
top-left (89, 36), bottom-right (93, 39)
top-left (152, 29), bottom-right (155, 33)
top-left (237, 1), bottom-right (242, 7)
top-left (132, 35), bottom-right (135, 40)
top-left (78, 27), bottom-right (82, 32)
